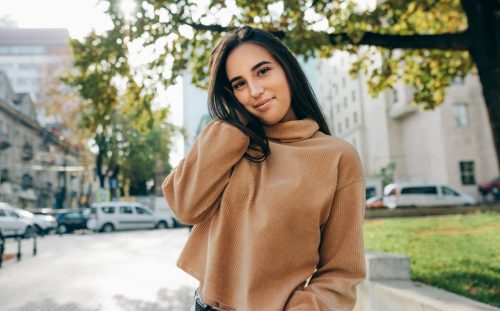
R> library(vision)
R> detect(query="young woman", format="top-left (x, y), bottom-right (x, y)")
top-left (162, 26), bottom-right (366, 311)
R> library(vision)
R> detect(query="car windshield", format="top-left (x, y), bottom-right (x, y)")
top-left (17, 209), bottom-right (34, 218)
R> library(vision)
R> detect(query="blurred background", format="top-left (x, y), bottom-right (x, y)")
top-left (0, 0), bottom-right (498, 310)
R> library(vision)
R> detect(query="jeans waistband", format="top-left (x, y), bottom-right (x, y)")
top-left (194, 289), bottom-right (232, 311)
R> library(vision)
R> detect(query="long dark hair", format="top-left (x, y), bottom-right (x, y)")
top-left (207, 26), bottom-right (330, 163)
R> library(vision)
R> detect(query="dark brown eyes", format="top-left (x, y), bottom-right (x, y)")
top-left (231, 67), bottom-right (271, 90)
top-left (257, 67), bottom-right (270, 76)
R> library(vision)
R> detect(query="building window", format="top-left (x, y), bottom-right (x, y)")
top-left (453, 103), bottom-right (469, 128)
top-left (353, 112), bottom-right (358, 123)
top-left (344, 97), bottom-right (347, 108)
top-left (338, 123), bottom-right (342, 134)
top-left (459, 161), bottom-right (475, 185)
top-left (332, 83), bottom-right (338, 94)
top-left (0, 45), bottom-right (45, 54)
top-left (336, 104), bottom-right (340, 114)
top-left (352, 90), bottom-right (356, 101)
top-left (345, 117), bottom-right (350, 129)
top-left (0, 63), bottom-right (13, 70)
top-left (452, 77), bottom-right (465, 85)
top-left (342, 77), bottom-right (346, 87)
top-left (18, 63), bottom-right (36, 70)
top-left (393, 89), bottom-right (398, 103)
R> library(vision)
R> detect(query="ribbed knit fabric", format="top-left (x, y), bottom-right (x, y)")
top-left (162, 118), bottom-right (366, 311)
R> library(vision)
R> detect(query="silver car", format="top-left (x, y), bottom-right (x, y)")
top-left (0, 202), bottom-right (35, 238)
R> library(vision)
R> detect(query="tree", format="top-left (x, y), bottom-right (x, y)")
top-left (97, 0), bottom-right (499, 168)
top-left (112, 110), bottom-right (174, 196)
top-left (64, 16), bottom-right (176, 190)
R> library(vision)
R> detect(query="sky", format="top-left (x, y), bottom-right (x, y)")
top-left (0, 0), bottom-right (113, 39)
top-left (0, 0), bottom-right (185, 165)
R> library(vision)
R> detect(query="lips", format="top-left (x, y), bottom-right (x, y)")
top-left (253, 97), bottom-right (274, 109)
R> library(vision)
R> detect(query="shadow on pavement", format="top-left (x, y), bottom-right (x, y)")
top-left (8, 287), bottom-right (195, 311)
top-left (9, 298), bottom-right (101, 311)
top-left (114, 286), bottom-right (195, 311)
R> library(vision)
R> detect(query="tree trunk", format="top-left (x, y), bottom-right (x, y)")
top-left (465, 0), bottom-right (500, 172)
top-left (95, 134), bottom-right (106, 189)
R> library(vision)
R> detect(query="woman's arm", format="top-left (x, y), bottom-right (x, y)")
top-left (161, 120), bottom-right (249, 225)
top-left (285, 147), bottom-right (366, 311)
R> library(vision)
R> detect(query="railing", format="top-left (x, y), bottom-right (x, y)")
top-left (0, 231), bottom-right (37, 269)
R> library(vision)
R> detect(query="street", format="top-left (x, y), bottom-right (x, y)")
top-left (0, 229), bottom-right (198, 311)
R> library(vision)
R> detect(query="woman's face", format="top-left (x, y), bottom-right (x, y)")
top-left (225, 43), bottom-right (296, 126)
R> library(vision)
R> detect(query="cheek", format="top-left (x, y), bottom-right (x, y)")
top-left (234, 92), bottom-right (253, 111)
top-left (275, 75), bottom-right (291, 105)
top-left (234, 92), bottom-right (246, 105)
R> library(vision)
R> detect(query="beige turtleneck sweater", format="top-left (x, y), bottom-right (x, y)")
top-left (162, 118), bottom-right (366, 311)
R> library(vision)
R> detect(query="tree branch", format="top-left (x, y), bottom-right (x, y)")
top-left (332, 31), bottom-right (473, 50)
top-left (184, 21), bottom-right (472, 51)
top-left (183, 22), bottom-right (286, 39)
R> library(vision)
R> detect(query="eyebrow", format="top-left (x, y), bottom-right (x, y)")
top-left (229, 61), bottom-right (272, 84)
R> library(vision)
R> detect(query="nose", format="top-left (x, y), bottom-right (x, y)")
top-left (248, 80), bottom-right (264, 98)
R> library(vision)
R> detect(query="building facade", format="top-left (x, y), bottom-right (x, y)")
top-left (0, 72), bottom-right (85, 210)
top-left (0, 28), bottom-right (71, 127)
top-left (317, 51), bottom-right (498, 199)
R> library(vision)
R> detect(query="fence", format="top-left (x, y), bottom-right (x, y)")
top-left (0, 232), bottom-right (37, 269)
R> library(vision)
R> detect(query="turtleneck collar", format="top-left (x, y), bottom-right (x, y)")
top-left (263, 118), bottom-right (320, 143)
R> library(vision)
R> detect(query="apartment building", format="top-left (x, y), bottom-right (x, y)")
top-left (0, 72), bottom-right (84, 209)
top-left (317, 51), bottom-right (497, 199)
top-left (0, 28), bottom-right (71, 127)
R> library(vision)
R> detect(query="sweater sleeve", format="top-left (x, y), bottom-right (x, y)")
top-left (285, 147), bottom-right (367, 311)
top-left (161, 120), bottom-right (249, 225)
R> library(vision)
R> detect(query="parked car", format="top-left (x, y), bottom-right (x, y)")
top-left (56, 210), bottom-right (90, 234)
top-left (87, 202), bottom-right (174, 233)
top-left (366, 195), bottom-right (385, 209)
top-left (383, 183), bottom-right (477, 209)
top-left (0, 202), bottom-right (35, 238)
top-left (17, 209), bottom-right (57, 235)
top-left (478, 177), bottom-right (500, 199)
top-left (154, 196), bottom-right (185, 228)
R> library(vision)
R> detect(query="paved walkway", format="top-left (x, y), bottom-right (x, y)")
top-left (0, 229), bottom-right (197, 311)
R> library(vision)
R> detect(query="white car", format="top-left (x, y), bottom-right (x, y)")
top-left (87, 202), bottom-right (174, 233)
top-left (0, 202), bottom-right (36, 238)
top-left (16, 209), bottom-right (57, 235)
top-left (383, 183), bottom-right (477, 209)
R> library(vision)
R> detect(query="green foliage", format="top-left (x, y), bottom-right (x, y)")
top-left (64, 10), bottom-right (176, 189)
top-left (113, 110), bottom-right (174, 195)
top-left (98, 0), bottom-right (475, 110)
top-left (364, 213), bottom-right (500, 307)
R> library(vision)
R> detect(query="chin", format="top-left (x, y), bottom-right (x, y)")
top-left (259, 115), bottom-right (283, 126)
top-left (252, 107), bottom-right (289, 126)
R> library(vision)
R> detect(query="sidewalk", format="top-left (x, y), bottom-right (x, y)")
top-left (0, 229), bottom-right (198, 311)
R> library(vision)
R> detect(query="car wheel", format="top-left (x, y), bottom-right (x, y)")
top-left (34, 225), bottom-right (45, 236)
top-left (57, 224), bottom-right (68, 234)
top-left (157, 221), bottom-right (167, 229)
top-left (24, 226), bottom-right (34, 239)
top-left (172, 219), bottom-right (180, 228)
top-left (101, 223), bottom-right (115, 233)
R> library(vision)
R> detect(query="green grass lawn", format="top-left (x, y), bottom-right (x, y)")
top-left (364, 212), bottom-right (500, 307)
